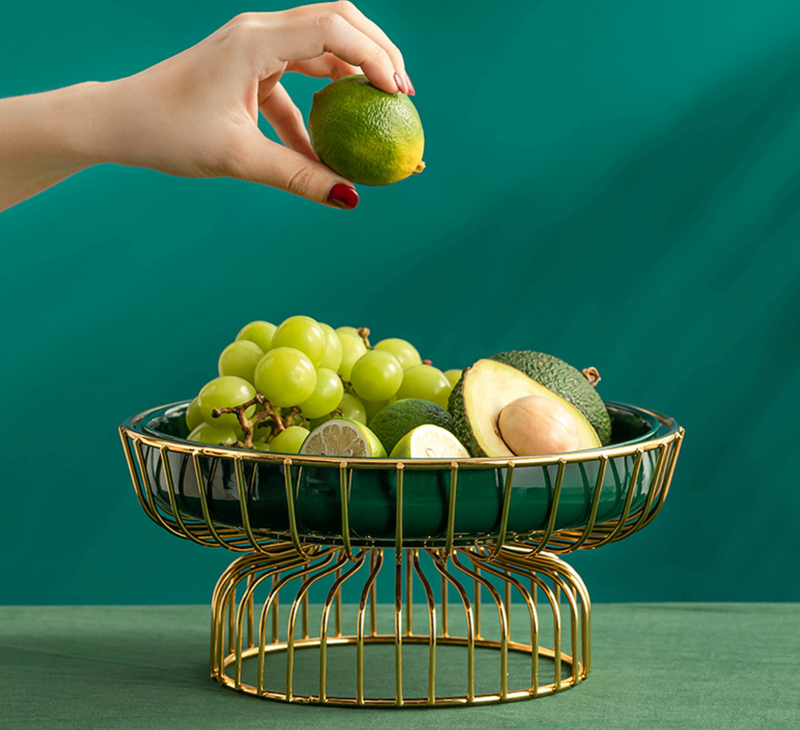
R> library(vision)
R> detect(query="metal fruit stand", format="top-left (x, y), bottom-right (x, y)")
top-left (119, 399), bottom-right (684, 708)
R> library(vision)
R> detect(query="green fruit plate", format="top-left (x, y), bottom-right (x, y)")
top-left (120, 401), bottom-right (683, 551)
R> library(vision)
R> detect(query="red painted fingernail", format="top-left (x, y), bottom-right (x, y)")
top-left (393, 71), bottom-right (408, 94)
top-left (327, 183), bottom-right (359, 210)
top-left (406, 73), bottom-right (416, 96)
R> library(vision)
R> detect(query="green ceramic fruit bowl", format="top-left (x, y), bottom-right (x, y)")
top-left (120, 401), bottom-right (681, 550)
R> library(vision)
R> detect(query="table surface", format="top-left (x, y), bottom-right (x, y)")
top-left (1, 603), bottom-right (798, 730)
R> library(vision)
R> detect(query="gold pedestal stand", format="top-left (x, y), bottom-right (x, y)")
top-left (211, 545), bottom-right (589, 706)
top-left (121, 401), bottom-right (683, 709)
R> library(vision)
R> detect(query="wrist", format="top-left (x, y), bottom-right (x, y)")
top-left (70, 75), bottom-right (169, 171)
top-left (13, 81), bottom-right (110, 174)
top-left (59, 81), bottom-right (112, 168)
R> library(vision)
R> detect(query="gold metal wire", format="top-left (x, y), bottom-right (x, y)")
top-left (119, 403), bottom-right (684, 708)
top-left (120, 425), bottom-right (683, 554)
top-left (210, 546), bottom-right (590, 706)
top-left (122, 402), bottom-right (680, 469)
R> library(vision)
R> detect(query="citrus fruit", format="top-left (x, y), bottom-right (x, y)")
top-left (300, 418), bottom-right (386, 458)
top-left (368, 399), bottom-right (455, 455)
top-left (309, 75), bottom-right (425, 186)
top-left (390, 425), bottom-right (470, 459)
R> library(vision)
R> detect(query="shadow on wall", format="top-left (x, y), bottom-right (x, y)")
top-left (396, 35), bottom-right (800, 392)
top-left (404, 35), bottom-right (800, 323)
top-left (389, 38), bottom-right (800, 599)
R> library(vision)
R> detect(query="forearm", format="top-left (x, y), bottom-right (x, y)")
top-left (0, 82), bottom-right (102, 211)
top-left (0, 6), bottom-right (409, 212)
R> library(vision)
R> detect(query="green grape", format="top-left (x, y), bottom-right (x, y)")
top-left (338, 393), bottom-right (367, 424)
top-left (217, 340), bottom-right (263, 384)
top-left (318, 323), bottom-right (343, 371)
top-left (362, 398), bottom-right (390, 423)
top-left (308, 414), bottom-right (332, 431)
top-left (271, 315), bottom-right (327, 366)
top-left (252, 424), bottom-right (271, 442)
top-left (254, 347), bottom-right (317, 407)
top-left (335, 326), bottom-right (360, 337)
top-left (187, 422), bottom-right (238, 446)
top-left (185, 396), bottom-right (204, 432)
top-left (270, 426), bottom-right (310, 454)
top-left (253, 441), bottom-right (271, 452)
top-left (350, 350), bottom-right (404, 402)
top-left (298, 367), bottom-right (344, 419)
top-left (337, 333), bottom-right (368, 380)
top-left (310, 393), bottom-right (368, 428)
top-left (444, 369), bottom-right (462, 388)
top-left (197, 376), bottom-right (257, 430)
top-left (236, 320), bottom-right (276, 352)
top-left (396, 364), bottom-right (452, 409)
top-left (374, 338), bottom-right (422, 370)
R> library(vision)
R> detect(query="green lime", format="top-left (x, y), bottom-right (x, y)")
top-left (368, 398), bottom-right (455, 455)
top-left (390, 425), bottom-right (470, 459)
top-left (309, 75), bottom-right (425, 186)
top-left (300, 418), bottom-right (386, 458)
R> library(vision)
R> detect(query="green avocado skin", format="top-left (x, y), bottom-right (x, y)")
top-left (369, 399), bottom-right (455, 456)
top-left (446, 379), bottom-right (487, 457)
top-left (489, 351), bottom-right (612, 445)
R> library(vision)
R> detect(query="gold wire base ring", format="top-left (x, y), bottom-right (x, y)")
top-left (210, 544), bottom-right (591, 707)
top-left (215, 638), bottom-right (582, 706)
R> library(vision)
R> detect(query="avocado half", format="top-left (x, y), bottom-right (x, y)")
top-left (490, 351), bottom-right (612, 445)
top-left (448, 359), bottom-right (602, 457)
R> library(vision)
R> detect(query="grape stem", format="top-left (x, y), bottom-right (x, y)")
top-left (212, 394), bottom-right (298, 449)
top-left (357, 327), bottom-right (372, 349)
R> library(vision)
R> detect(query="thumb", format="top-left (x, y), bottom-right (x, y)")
top-left (232, 134), bottom-right (359, 209)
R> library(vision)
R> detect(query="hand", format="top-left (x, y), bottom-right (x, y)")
top-left (92, 3), bottom-right (413, 209)
top-left (0, 2), bottom-right (414, 211)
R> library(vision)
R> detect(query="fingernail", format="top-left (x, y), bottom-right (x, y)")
top-left (327, 183), bottom-right (359, 210)
top-left (405, 73), bottom-right (416, 96)
top-left (393, 71), bottom-right (408, 94)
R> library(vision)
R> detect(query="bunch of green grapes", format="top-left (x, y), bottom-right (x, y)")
top-left (185, 315), bottom-right (463, 453)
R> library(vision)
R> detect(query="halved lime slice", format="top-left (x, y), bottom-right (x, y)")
top-left (390, 425), bottom-right (470, 459)
top-left (300, 418), bottom-right (386, 458)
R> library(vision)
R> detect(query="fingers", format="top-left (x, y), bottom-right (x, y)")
top-left (258, 82), bottom-right (318, 160)
top-left (286, 53), bottom-right (360, 80)
top-left (323, 1), bottom-right (410, 89)
top-left (266, 3), bottom-right (405, 94)
top-left (231, 132), bottom-right (359, 209)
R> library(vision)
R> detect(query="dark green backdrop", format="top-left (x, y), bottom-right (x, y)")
top-left (2, 0), bottom-right (799, 605)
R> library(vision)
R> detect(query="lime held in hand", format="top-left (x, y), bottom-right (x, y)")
top-left (309, 75), bottom-right (425, 186)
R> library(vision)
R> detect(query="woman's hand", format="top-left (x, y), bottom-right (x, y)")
top-left (0, 2), bottom-right (413, 211)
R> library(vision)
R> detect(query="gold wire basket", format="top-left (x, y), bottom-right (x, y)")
top-left (120, 400), bottom-right (683, 707)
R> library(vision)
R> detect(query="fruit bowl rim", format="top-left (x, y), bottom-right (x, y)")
top-left (120, 400), bottom-right (681, 469)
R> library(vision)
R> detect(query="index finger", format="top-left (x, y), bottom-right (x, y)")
top-left (298, 2), bottom-right (408, 82)
top-left (264, 6), bottom-right (404, 94)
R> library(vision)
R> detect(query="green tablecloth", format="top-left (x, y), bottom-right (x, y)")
top-left (1, 604), bottom-right (798, 729)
